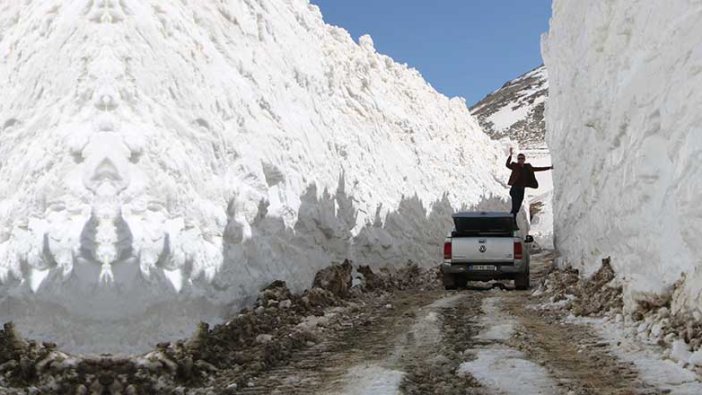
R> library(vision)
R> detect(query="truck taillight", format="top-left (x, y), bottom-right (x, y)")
top-left (443, 242), bottom-right (452, 260)
top-left (514, 241), bottom-right (523, 260)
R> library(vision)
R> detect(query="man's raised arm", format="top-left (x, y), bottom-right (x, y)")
top-left (506, 147), bottom-right (514, 169)
top-left (532, 165), bottom-right (554, 172)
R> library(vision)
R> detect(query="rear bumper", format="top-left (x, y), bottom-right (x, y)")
top-left (440, 261), bottom-right (527, 279)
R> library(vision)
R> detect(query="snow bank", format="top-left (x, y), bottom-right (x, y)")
top-left (543, 1), bottom-right (702, 315)
top-left (0, 0), bottom-right (507, 353)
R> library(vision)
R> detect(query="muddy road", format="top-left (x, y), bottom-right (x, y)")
top-left (2, 252), bottom-right (699, 394)
top-left (208, 252), bottom-right (699, 395)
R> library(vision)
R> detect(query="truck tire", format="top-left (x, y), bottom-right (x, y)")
top-left (442, 273), bottom-right (457, 290)
top-left (455, 276), bottom-right (468, 289)
top-left (515, 272), bottom-right (530, 290)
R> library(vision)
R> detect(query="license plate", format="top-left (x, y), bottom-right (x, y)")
top-left (470, 265), bottom-right (497, 271)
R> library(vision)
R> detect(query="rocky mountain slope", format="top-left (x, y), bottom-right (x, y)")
top-left (471, 66), bottom-right (548, 149)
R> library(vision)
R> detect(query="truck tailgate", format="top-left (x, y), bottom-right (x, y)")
top-left (451, 237), bottom-right (513, 263)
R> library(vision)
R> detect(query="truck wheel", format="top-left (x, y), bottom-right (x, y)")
top-left (455, 276), bottom-right (468, 289)
top-left (442, 273), bottom-right (457, 290)
top-left (514, 272), bottom-right (530, 290)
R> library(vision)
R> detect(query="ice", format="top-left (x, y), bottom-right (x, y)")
top-left (0, 0), bottom-right (508, 354)
top-left (543, 1), bottom-right (702, 316)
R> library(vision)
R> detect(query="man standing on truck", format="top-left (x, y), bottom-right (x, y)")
top-left (506, 147), bottom-right (553, 224)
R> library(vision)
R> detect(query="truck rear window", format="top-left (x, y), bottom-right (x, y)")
top-left (453, 216), bottom-right (515, 237)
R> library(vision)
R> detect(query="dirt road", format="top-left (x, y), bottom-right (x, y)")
top-left (208, 252), bottom-right (702, 394)
top-left (3, 252), bottom-right (699, 394)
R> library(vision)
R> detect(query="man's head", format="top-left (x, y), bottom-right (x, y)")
top-left (517, 153), bottom-right (526, 164)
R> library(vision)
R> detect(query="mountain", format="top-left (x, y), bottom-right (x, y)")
top-left (0, 0), bottom-right (508, 353)
top-left (470, 66), bottom-right (548, 149)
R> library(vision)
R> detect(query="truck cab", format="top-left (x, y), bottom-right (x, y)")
top-left (440, 211), bottom-right (533, 290)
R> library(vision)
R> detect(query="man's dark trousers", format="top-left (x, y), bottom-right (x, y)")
top-left (510, 186), bottom-right (525, 219)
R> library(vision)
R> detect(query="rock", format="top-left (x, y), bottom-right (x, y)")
top-left (303, 288), bottom-right (337, 308)
top-left (658, 307), bottom-right (670, 319)
top-left (664, 333), bottom-right (677, 344)
top-left (650, 323), bottom-right (664, 338)
top-left (279, 299), bottom-right (292, 309)
top-left (256, 334), bottom-right (274, 344)
top-left (312, 260), bottom-right (353, 297)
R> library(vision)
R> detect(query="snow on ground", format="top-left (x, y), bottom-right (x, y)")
top-left (0, 0), bottom-right (508, 354)
top-left (338, 365), bottom-right (405, 395)
top-left (571, 315), bottom-right (702, 394)
top-left (543, 1), bottom-right (702, 315)
top-left (457, 348), bottom-right (556, 395)
top-left (458, 296), bottom-right (557, 394)
top-left (474, 297), bottom-right (515, 342)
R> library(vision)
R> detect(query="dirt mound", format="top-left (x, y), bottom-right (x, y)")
top-left (357, 261), bottom-right (440, 292)
top-left (312, 259), bottom-right (353, 297)
top-left (541, 257), bottom-right (623, 316)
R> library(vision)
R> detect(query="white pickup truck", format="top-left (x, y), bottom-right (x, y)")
top-left (440, 212), bottom-right (533, 290)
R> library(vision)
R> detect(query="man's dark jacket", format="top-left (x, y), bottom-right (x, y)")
top-left (506, 156), bottom-right (550, 189)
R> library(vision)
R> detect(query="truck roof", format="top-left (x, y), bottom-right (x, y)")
top-left (452, 211), bottom-right (513, 219)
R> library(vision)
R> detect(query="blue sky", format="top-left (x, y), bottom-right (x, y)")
top-left (310, 0), bottom-right (552, 105)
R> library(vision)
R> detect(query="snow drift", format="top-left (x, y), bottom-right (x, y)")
top-left (0, 0), bottom-right (508, 353)
top-left (543, 1), bottom-right (702, 316)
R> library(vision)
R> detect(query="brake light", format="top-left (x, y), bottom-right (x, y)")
top-left (443, 241), bottom-right (452, 260)
top-left (514, 241), bottom-right (523, 260)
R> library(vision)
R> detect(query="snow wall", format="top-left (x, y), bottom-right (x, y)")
top-left (0, 0), bottom-right (509, 354)
top-left (543, 1), bottom-right (702, 316)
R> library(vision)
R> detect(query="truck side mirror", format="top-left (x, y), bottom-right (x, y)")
top-left (524, 235), bottom-right (534, 243)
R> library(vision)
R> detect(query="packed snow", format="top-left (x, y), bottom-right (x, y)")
top-left (458, 296), bottom-right (557, 394)
top-left (0, 0), bottom-right (509, 353)
top-left (543, 1), bottom-right (702, 316)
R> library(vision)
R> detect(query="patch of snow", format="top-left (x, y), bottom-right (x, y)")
top-left (475, 297), bottom-right (515, 341)
top-left (671, 340), bottom-right (693, 365)
top-left (690, 350), bottom-right (702, 367)
top-left (570, 316), bottom-right (702, 393)
top-left (543, 0), bottom-right (702, 316)
top-left (489, 103), bottom-right (532, 134)
top-left (534, 294), bottom-right (577, 311)
top-left (457, 348), bottom-right (557, 394)
top-left (462, 297), bottom-right (557, 393)
top-left (338, 364), bottom-right (404, 395)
